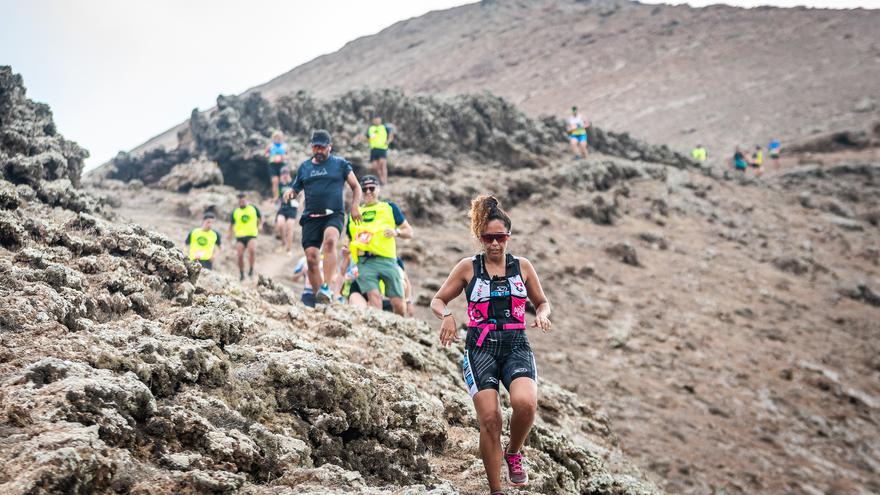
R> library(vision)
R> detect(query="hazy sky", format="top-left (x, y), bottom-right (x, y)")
top-left (2, 0), bottom-right (878, 169)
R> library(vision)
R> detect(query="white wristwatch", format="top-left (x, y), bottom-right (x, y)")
top-left (440, 307), bottom-right (453, 319)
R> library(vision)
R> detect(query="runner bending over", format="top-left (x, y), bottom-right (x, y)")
top-left (769, 139), bottom-right (782, 170)
top-left (431, 195), bottom-right (551, 494)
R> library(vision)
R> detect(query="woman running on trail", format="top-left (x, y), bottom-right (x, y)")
top-left (431, 195), bottom-right (551, 494)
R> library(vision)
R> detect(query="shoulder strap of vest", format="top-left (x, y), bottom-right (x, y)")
top-left (505, 254), bottom-right (522, 278)
top-left (472, 254), bottom-right (483, 279)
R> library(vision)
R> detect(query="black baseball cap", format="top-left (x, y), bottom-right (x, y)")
top-left (310, 129), bottom-right (331, 146)
top-left (236, 192), bottom-right (246, 198)
top-left (360, 175), bottom-right (380, 187)
top-left (203, 212), bottom-right (216, 219)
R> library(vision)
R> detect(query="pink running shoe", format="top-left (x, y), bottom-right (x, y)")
top-left (504, 448), bottom-right (528, 486)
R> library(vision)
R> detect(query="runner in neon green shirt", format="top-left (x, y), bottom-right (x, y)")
top-left (185, 212), bottom-right (222, 269)
top-left (228, 192), bottom-right (263, 281)
top-left (363, 115), bottom-right (395, 185)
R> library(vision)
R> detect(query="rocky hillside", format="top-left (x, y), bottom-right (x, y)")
top-left (127, 0), bottom-right (880, 161)
top-left (84, 65), bottom-right (880, 495)
top-left (93, 88), bottom-right (695, 195)
top-left (1, 67), bottom-right (664, 494)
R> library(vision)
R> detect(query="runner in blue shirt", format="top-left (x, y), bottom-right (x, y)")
top-left (284, 130), bottom-right (362, 303)
top-left (265, 130), bottom-right (287, 201)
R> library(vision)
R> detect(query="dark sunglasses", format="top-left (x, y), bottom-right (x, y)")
top-left (480, 233), bottom-right (511, 243)
top-left (363, 186), bottom-right (376, 193)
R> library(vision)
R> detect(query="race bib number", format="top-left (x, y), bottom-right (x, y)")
top-left (356, 231), bottom-right (373, 244)
top-left (193, 250), bottom-right (206, 259)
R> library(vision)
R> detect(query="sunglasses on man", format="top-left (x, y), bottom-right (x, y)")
top-left (363, 186), bottom-right (377, 193)
top-left (480, 233), bottom-right (511, 243)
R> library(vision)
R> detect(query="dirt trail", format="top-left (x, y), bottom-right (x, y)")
top-left (115, 194), bottom-right (304, 291)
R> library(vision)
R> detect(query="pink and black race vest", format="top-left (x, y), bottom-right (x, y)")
top-left (466, 254), bottom-right (528, 347)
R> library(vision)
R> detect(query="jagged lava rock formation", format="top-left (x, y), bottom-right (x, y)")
top-left (92, 88), bottom-right (694, 195)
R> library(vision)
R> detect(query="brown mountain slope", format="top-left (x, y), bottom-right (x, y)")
top-left (130, 0), bottom-right (880, 160)
top-left (95, 85), bottom-right (880, 494)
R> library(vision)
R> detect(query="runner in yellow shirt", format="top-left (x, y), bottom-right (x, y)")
top-left (364, 116), bottom-right (395, 185)
top-left (228, 192), bottom-right (263, 281)
top-left (346, 175), bottom-right (413, 315)
top-left (185, 212), bottom-right (222, 269)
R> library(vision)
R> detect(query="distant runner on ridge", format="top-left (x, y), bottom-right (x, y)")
top-left (284, 129), bottom-right (362, 304)
top-left (691, 144), bottom-right (708, 162)
top-left (365, 115), bottom-right (394, 185)
top-left (566, 106), bottom-right (590, 160)
top-left (751, 145), bottom-right (764, 177)
top-left (732, 147), bottom-right (748, 177)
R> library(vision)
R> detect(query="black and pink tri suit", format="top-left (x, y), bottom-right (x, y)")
top-left (461, 253), bottom-right (538, 397)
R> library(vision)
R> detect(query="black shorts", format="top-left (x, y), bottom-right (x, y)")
top-left (750, 162), bottom-right (761, 168)
top-left (300, 212), bottom-right (345, 250)
top-left (276, 207), bottom-right (298, 220)
top-left (197, 259), bottom-right (213, 270)
top-left (461, 328), bottom-right (537, 398)
top-left (236, 236), bottom-right (256, 247)
top-left (370, 148), bottom-right (387, 161)
top-left (268, 162), bottom-right (284, 177)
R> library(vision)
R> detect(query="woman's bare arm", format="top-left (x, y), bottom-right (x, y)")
top-left (430, 258), bottom-right (471, 318)
top-left (520, 257), bottom-right (552, 332)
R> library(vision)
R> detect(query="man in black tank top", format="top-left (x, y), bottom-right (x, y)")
top-left (284, 130), bottom-right (362, 303)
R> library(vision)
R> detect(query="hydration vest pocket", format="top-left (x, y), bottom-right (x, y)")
top-left (489, 278), bottom-right (513, 319)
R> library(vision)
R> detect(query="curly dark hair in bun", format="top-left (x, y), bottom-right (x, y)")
top-left (469, 194), bottom-right (512, 239)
